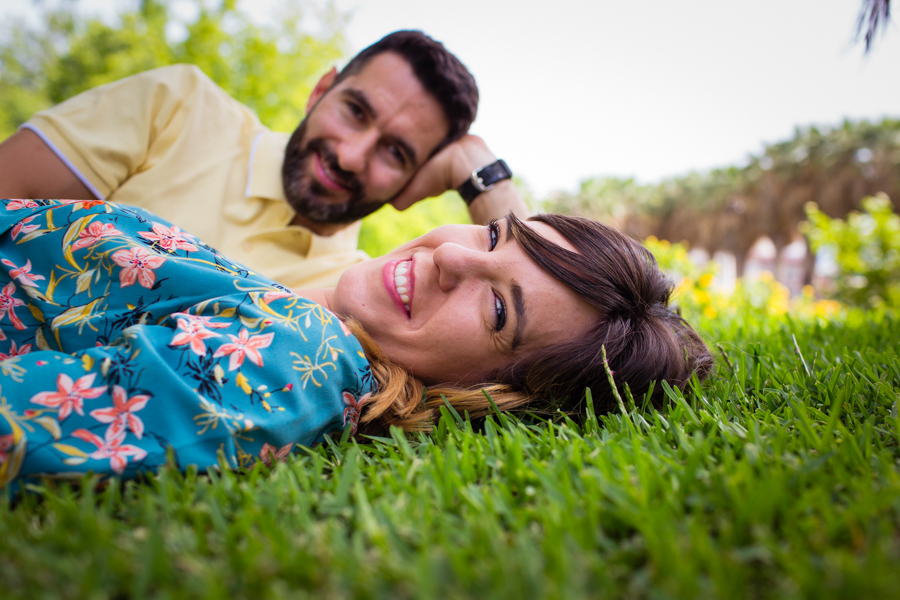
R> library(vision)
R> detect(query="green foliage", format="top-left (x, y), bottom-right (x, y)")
top-left (3, 308), bottom-right (900, 598)
top-left (0, 0), bottom-right (346, 139)
top-left (803, 194), bottom-right (900, 308)
top-left (357, 192), bottom-right (471, 257)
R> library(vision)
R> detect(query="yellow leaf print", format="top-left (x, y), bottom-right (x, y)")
top-left (35, 328), bottom-right (51, 351)
top-left (51, 298), bottom-right (104, 330)
top-left (52, 443), bottom-right (88, 458)
top-left (62, 216), bottom-right (96, 269)
top-left (34, 416), bottom-right (62, 440)
top-left (75, 269), bottom-right (97, 295)
top-left (0, 411), bottom-right (27, 488)
top-left (27, 303), bottom-right (45, 323)
top-left (235, 371), bottom-right (253, 395)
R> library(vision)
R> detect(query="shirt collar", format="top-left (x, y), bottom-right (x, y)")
top-left (245, 131), bottom-right (291, 201)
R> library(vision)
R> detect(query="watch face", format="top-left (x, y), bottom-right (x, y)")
top-left (480, 160), bottom-right (512, 186)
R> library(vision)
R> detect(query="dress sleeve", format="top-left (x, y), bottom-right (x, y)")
top-left (22, 65), bottom-right (228, 200)
top-left (0, 199), bottom-right (376, 492)
top-left (0, 292), bottom-right (375, 493)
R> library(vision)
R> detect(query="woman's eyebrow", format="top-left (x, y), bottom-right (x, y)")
top-left (511, 280), bottom-right (526, 351)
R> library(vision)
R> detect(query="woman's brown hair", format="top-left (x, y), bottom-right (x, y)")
top-left (349, 213), bottom-right (714, 431)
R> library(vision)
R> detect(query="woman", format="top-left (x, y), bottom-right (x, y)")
top-left (0, 199), bottom-right (711, 491)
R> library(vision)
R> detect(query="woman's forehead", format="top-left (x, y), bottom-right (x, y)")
top-left (520, 219), bottom-right (578, 254)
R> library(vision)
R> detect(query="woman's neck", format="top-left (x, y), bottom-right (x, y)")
top-left (293, 287), bottom-right (334, 311)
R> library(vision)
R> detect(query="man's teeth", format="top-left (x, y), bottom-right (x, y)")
top-left (394, 262), bottom-right (410, 310)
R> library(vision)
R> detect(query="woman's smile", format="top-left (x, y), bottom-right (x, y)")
top-left (383, 259), bottom-right (414, 318)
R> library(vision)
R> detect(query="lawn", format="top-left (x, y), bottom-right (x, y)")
top-left (2, 308), bottom-right (899, 599)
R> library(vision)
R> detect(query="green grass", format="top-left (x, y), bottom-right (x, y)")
top-left (2, 310), bottom-right (899, 599)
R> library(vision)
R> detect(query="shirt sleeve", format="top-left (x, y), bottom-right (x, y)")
top-left (23, 65), bottom-right (232, 200)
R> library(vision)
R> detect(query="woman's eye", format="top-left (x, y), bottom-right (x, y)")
top-left (493, 292), bottom-right (507, 332)
top-left (487, 220), bottom-right (499, 251)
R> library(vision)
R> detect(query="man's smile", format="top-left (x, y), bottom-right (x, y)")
top-left (313, 151), bottom-right (351, 193)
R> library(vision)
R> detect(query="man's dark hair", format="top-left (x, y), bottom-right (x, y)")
top-left (335, 30), bottom-right (479, 155)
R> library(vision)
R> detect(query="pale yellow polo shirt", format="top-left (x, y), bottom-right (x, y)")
top-left (23, 64), bottom-right (368, 290)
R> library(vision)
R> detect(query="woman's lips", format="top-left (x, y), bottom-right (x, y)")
top-left (314, 152), bottom-right (349, 192)
top-left (382, 259), bottom-right (414, 319)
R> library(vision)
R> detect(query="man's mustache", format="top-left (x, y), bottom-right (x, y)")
top-left (306, 139), bottom-right (363, 195)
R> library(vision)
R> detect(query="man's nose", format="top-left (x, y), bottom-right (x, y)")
top-left (336, 130), bottom-right (377, 174)
top-left (433, 243), bottom-right (491, 292)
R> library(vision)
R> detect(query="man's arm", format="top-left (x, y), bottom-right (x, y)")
top-left (390, 134), bottom-right (531, 224)
top-left (0, 129), bottom-right (97, 200)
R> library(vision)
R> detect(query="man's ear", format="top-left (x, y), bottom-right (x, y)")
top-left (307, 67), bottom-right (338, 112)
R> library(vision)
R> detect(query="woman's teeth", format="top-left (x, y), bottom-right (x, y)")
top-left (394, 261), bottom-right (410, 311)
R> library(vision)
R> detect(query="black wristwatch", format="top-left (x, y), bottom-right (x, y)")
top-left (457, 159), bottom-right (513, 205)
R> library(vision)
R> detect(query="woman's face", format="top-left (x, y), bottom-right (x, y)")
top-left (332, 216), bottom-right (597, 385)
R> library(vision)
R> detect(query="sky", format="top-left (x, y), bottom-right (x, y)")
top-left (4, 0), bottom-right (900, 199)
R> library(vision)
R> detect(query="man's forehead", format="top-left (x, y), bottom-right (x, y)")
top-left (334, 53), bottom-right (449, 152)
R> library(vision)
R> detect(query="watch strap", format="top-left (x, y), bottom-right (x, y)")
top-left (457, 159), bottom-right (513, 205)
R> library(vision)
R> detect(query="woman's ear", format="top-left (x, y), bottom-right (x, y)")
top-left (306, 67), bottom-right (338, 112)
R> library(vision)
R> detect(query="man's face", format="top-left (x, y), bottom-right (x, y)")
top-left (282, 52), bottom-right (450, 224)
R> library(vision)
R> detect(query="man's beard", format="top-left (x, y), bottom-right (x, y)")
top-left (281, 119), bottom-right (386, 225)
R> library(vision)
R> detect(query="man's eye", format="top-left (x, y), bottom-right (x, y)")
top-left (388, 145), bottom-right (406, 165)
top-left (347, 102), bottom-right (364, 120)
top-left (493, 292), bottom-right (507, 332)
top-left (487, 220), bottom-right (499, 251)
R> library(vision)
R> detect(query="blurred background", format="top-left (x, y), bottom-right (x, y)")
top-left (2, 0), bottom-right (898, 309)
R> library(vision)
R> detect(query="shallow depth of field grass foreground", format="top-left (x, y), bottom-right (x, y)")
top-left (2, 309), bottom-right (899, 599)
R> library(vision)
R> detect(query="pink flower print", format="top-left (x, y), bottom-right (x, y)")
top-left (111, 247), bottom-right (166, 288)
top-left (0, 433), bottom-right (15, 466)
top-left (72, 427), bottom-right (147, 475)
top-left (213, 329), bottom-right (274, 371)
top-left (71, 221), bottom-right (123, 250)
top-left (342, 392), bottom-right (371, 436)
top-left (259, 442), bottom-right (293, 467)
top-left (10, 215), bottom-right (39, 240)
top-left (58, 199), bottom-right (105, 211)
top-left (0, 340), bottom-right (31, 360)
top-left (139, 222), bottom-right (199, 253)
top-left (338, 319), bottom-right (352, 337)
top-left (89, 385), bottom-right (149, 440)
top-left (0, 282), bottom-right (26, 331)
top-left (1, 258), bottom-right (45, 288)
top-left (5, 199), bottom-right (39, 211)
top-left (262, 289), bottom-right (292, 304)
top-left (30, 372), bottom-right (109, 421)
top-left (169, 314), bottom-right (229, 356)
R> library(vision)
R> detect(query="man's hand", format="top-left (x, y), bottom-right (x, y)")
top-left (390, 134), bottom-right (530, 225)
top-left (0, 129), bottom-right (97, 200)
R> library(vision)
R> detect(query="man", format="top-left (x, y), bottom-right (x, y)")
top-left (0, 30), bottom-right (527, 289)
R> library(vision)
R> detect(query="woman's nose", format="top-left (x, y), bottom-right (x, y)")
top-left (433, 243), bottom-right (491, 292)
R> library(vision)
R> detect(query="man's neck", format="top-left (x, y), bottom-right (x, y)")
top-left (290, 212), bottom-right (351, 237)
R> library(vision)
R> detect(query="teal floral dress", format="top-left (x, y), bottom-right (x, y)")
top-left (0, 199), bottom-right (376, 492)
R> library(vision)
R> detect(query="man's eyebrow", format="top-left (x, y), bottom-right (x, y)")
top-left (511, 280), bottom-right (526, 351)
top-left (343, 88), bottom-right (419, 167)
top-left (344, 88), bottom-right (376, 119)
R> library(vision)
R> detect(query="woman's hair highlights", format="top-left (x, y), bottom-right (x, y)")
top-left (349, 213), bottom-right (714, 432)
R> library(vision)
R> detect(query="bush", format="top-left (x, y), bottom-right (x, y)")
top-left (802, 194), bottom-right (900, 308)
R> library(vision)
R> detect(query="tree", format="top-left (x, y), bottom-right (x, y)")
top-left (0, 0), bottom-right (347, 139)
top-left (856, 0), bottom-right (892, 53)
